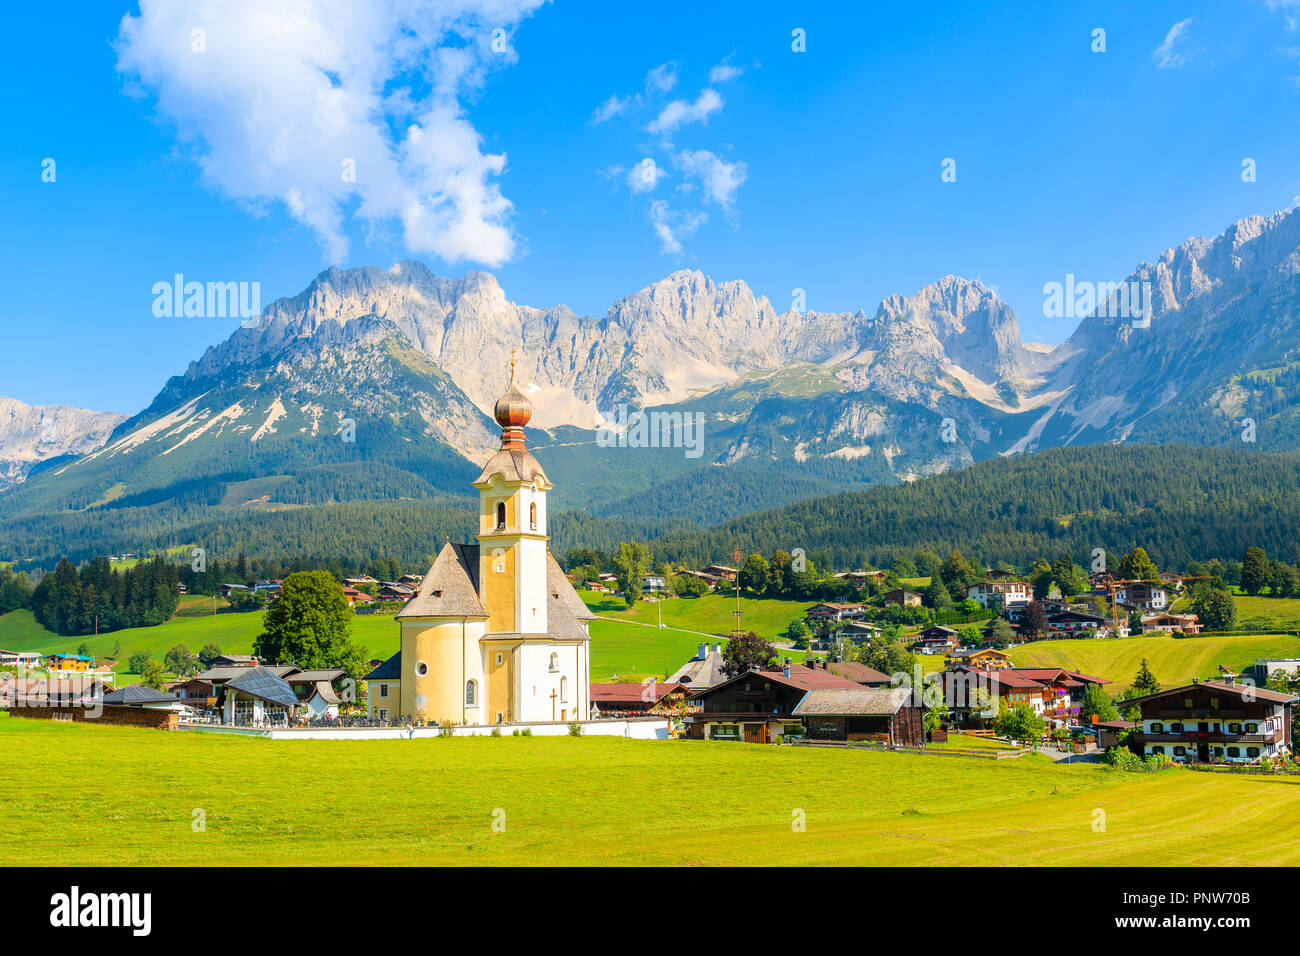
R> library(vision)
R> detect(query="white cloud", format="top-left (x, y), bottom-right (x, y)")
top-left (645, 62), bottom-right (679, 93)
top-left (591, 94), bottom-right (630, 124)
top-left (1268, 0), bottom-right (1300, 31)
top-left (648, 200), bottom-right (706, 255)
top-left (627, 157), bottom-right (667, 193)
top-left (1152, 18), bottom-right (1198, 69)
top-left (646, 88), bottom-right (724, 135)
top-left (709, 61), bottom-right (744, 83)
top-left (675, 150), bottom-right (746, 210)
top-left (116, 0), bottom-right (543, 267)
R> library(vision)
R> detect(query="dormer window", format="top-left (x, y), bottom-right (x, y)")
top-left (495, 501), bottom-right (506, 530)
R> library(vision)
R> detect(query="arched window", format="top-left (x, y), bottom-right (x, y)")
top-left (529, 501), bottom-right (537, 530)
top-left (495, 501), bottom-right (506, 529)
top-left (548, 652), bottom-right (559, 673)
top-left (560, 676), bottom-right (568, 702)
top-left (465, 679), bottom-right (477, 706)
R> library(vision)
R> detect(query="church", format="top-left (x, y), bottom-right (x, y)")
top-left (364, 360), bottom-right (595, 725)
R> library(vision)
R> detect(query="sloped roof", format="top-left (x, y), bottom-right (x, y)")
top-left (475, 448), bottom-right (548, 485)
top-left (195, 664), bottom-right (298, 682)
top-left (667, 650), bottom-right (726, 688)
top-left (225, 665), bottom-right (299, 708)
top-left (285, 669), bottom-right (346, 684)
top-left (827, 661), bottom-right (893, 685)
top-left (547, 551), bottom-right (596, 623)
top-left (792, 686), bottom-right (913, 716)
top-left (101, 685), bottom-right (175, 706)
top-left (365, 652), bottom-right (401, 681)
top-left (397, 542), bottom-right (487, 619)
top-left (590, 682), bottom-right (684, 703)
top-left (1124, 680), bottom-right (1297, 707)
top-left (309, 681), bottom-right (341, 705)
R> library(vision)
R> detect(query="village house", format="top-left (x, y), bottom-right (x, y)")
top-left (884, 588), bottom-right (923, 607)
top-left (700, 565), bottom-right (738, 583)
top-left (0, 649), bottom-right (41, 669)
top-left (909, 625), bottom-right (960, 654)
top-left (222, 665), bottom-right (301, 726)
top-left (966, 580), bottom-right (1030, 610)
top-left (1247, 658), bottom-right (1300, 683)
top-left (684, 661), bottom-right (862, 743)
top-left (1112, 582), bottom-right (1169, 611)
top-left (1125, 680), bottom-right (1294, 764)
top-left (945, 647), bottom-right (1011, 670)
top-left (793, 686), bottom-right (925, 746)
top-left (44, 653), bottom-right (93, 673)
top-left (806, 602), bottom-right (868, 622)
top-left (589, 682), bottom-right (692, 716)
top-left (676, 569), bottom-right (721, 591)
top-left (1140, 612), bottom-right (1201, 634)
top-left (377, 582), bottom-right (415, 602)
top-left (825, 660), bottom-right (893, 687)
top-left (837, 621), bottom-right (883, 643)
top-left (166, 677), bottom-right (216, 707)
top-left (667, 643), bottom-right (726, 690)
top-left (833, 570), bottom-right (887, 587)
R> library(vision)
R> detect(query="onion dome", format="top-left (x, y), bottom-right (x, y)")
top-left (493, 353), bottom-right (531, 450)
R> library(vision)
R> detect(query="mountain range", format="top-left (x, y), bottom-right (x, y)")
top-left (3, 206), bottom-right (1300, 568)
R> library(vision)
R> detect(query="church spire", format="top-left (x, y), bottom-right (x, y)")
top-left (493, 351), bottom-right (532, 451)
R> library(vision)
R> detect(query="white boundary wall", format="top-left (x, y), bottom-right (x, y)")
top-left (183, 717), bottom-right (671, 741)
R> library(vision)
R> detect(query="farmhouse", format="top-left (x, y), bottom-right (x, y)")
top-left (1126, 680), bottom-right (1294, 764)
top-left (910, 625), bottom-right (960, 654)
top-left (0, 649), bottom-right (40, 668)
top-left (826, 660), bottom-right (893, 686)
top-left (223, 665), bottom-right (300, 726)
top-left (667, 643), bottom-right (726, 689)
top-left (966, 580), bottom-right (1030, 610)
top-left (684, 662), bottom-right (861, 742)
top-left (1140, 612), bottom-right (1201, 634)
top-left (945, 647), bottom-right (1011, 670)
top-left (792, 686), bottom-right (925, 746)
top-left (806, 602), bottom-right (867, 622)
top-left (362, 360), bottom-right (594, 726)
top-left (884, 588), bottom-right (922, 607)
top-left (1113, 582), bottom-right (1169, 611)
top-left (589, 682), bottom-right (691, 716)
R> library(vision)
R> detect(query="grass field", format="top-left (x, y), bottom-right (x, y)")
top-left (1008, 632), bottom-right (1300, 692)
top-left (0, 604), bottom-right (729, 685)
top-left (0, 716), bottom-right (1295, 865)
top-left (580, 590), bottom-right (813, 641)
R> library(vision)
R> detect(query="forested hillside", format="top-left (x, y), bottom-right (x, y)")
top-left (646, 444), bottom-right (1300, 571)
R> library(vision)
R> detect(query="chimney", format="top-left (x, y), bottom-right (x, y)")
top-left (697, 643), bottom-right (707, 661)
top-left (821, 660), bottom-right (829, 670)
top-left (804, 659), bottom-right (816, 670)
top-left (712, 643), bottom-right (721, 655)
top-left (783, 663), bottom-right (791, 679)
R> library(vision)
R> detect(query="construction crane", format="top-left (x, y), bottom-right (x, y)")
top-left (1095, 574), bottom-right (1217, 637)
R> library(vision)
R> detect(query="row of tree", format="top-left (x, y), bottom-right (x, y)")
top-left (27, 557), bottom-right (181, 637)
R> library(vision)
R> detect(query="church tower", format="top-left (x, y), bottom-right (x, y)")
top-left (473, 355), bottom-right (551, 636)
top-left (375, 354), bottom-right (593, 727)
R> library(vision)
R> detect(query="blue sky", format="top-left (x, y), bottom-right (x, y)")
top-left (3, 0), bottom-right (1300, 414)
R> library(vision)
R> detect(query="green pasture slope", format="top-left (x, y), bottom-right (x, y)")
top-left (0, 717), bottom-right (1296, 866)
top-left (1009, 632), bottom-right (1300, 692)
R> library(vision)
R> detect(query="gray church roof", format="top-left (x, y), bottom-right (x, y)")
top-left (397, 542), bottom-right (487, 620)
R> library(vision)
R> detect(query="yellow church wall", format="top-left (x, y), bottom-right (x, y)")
top-left (483, 641), bottom-right (520, 723)
top-left (399, 619), bottom-right (487, 723)
top-left (480, 542), bottom-right (517, 633)
top-left (368, 679), bottom-right (400, 720)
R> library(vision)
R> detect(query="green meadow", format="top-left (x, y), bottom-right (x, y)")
top-left (1008, 631), bottom-right (1300, 692)
top-left (0, 716), bottom-right (1295, 866)
top-left (579, 590), bottom-right (812, 641)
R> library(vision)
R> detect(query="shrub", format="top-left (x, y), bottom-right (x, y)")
top-left (437, 720), bottom-right (456, 737)
top-left (520, 728), bottom-right (532, 737)
top-left (1103, 746), bottom-right (1144, 771)
top-left (490, 726), bottom-right (501, 737)
top-left (567, 720), bottom-right (582, 737)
